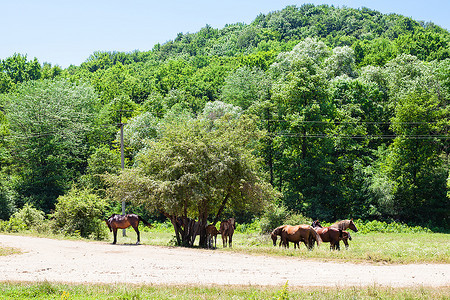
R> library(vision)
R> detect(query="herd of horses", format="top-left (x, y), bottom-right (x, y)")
top-left (104, 213), bottom-right (358, 251)
top-left (271, 219), bottom-right (358, 250)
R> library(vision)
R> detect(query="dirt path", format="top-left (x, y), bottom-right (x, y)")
top-left (0, 234), bottom-right (448, 287)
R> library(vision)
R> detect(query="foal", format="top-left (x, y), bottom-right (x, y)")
top-left (206, 224), bottom-right (220, 249)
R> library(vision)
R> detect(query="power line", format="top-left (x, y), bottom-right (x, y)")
top-left (272, 133), bottom-right (450, 139)
top-left (262, 119), bottom-right (448, 125)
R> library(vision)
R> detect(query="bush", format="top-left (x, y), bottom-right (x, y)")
top-left (51, 188), bottom-right (109, 239)
top-left (235, 219), bottom-right (260, 234)
top-left (355, 219), bottom-right (432, 234)
top-left (259, 203), bottom-right (290, 233)
top-left (0, 217), bottom-right (26, 232)
top-left (284, 213), bottom-right (312, 226)
top-left (0, 203), bottom-right (48, 233)
top-left (11, 203), bottom-right (45, 229)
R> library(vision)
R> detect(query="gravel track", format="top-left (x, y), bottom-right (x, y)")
top-left (0, 234), bottom-right (449, 287)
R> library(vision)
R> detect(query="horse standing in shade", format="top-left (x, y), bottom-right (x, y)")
top-left (206, 224), bottom-right (220, 249)
top-left (105, 214), bottom-right (151, 245)
top-left (220, 218), bottom-right (235, 247)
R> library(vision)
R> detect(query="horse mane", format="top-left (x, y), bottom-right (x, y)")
top-left (106, 213), bottom-right (119, 220)
top-left (272, 225), bottom-right (285, 235)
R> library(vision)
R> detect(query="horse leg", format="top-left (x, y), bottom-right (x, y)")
top-left (343, 239), bottom-right (349, 250)
top-left (228, 234), bottom-right (233, 248)
top-left (113, 228), bottom-right (117, 244)
top-left (134, 226), bottom-right (140, 245)
top-left (222, 235), bottom-right (227, 247)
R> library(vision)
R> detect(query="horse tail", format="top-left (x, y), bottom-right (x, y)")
top-left (138, 216), bottom-right (152, 228)
top-left (311, 227), bottom-right (322, 246)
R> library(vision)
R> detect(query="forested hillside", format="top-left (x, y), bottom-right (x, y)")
top-left (0, 4), bottom-right (449, 231)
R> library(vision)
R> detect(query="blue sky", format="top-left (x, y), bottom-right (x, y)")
top-left (1, 0), bottom-right (448, 68)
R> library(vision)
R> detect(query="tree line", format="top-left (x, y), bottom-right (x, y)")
top-left (0, 5), bottom-right (448, 241)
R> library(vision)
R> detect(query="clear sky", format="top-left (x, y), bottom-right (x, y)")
top-left (1, 0), bottom-right (448, 68)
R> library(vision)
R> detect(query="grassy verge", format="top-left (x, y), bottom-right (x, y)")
top-left (0, 282), bottom-right (448, 300)
top-left (112, 227), bottom-right (450, 264)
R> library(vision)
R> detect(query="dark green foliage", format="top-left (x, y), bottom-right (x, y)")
top-left (0, 4), bottom-right (449, 229)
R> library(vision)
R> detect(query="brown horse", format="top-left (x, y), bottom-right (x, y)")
top-left (206, 224), bottom-right (220, 249)
top-left (271, 225), bottom-right (287, 247)
top-left (330, 219), bottom-right (358, 232)
top-left (312, 220), bottom-right (352, 250)
top-left (271, 225), bottom-right (303, 249)
top-left (219, 218), bottom-right (235, 247)
top-left (105, 214), bottom-right (151, 245)
top-left (280, 224), bottom-right (322, 250)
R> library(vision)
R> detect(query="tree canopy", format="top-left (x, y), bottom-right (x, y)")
top-left (0, 4), bottom-right (449, 234)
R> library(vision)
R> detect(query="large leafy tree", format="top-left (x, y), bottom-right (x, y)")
top-left (107, 106), bottom-right (276, 247)
top-left (6, 79), bottom-right (99, 211)
top-left (269, 38), bottom-right (334, 218)
top-left (385, 91), bottom-right (449, 226)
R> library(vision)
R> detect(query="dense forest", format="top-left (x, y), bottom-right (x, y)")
top-left (0, 4), bottom-right (449, 234)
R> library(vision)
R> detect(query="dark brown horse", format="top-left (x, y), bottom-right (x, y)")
top-left (206, 224), bottom-right (220, 249)
top-left (312, 220), bottom-right (352, 250)
top-left (219, 218), bottom-right (235, 247)
top-left (280, 224), bottom-right (322, 250)
top-left (105, 214), bottom-right (151, 245)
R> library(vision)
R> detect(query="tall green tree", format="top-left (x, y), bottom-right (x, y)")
top-left (385, 91), bottom-right (449, 226)
top-left (107, 110), bottom-right (275, 247)
top-left (6, 79), bottom-right (99, 211)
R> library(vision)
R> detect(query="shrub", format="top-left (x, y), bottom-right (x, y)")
top-left (259, 203), bottom-right (290, 233)
top-left (0, 203), bottom-right (47, 233)
top-left (51, 188), bottom-right (109, 239)
top-left (355, 219), bottom-right (432, 234)
top-left (0, 217), bottom-right (26, 232)
top-left (284, 213), bottom-right (312, 226)
top-left (11, 203), bottom-right (45, 229)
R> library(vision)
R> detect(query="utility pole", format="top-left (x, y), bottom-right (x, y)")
top-left (120, 121), bottom-right (126, 237)
top-left (117, 109), bottom-right (132, 237)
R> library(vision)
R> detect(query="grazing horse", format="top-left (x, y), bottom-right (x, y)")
top-left (206, 224), bottom-right (220, 249)
top-left (271, 225), bottom-right (303, 249)
top-left (271, 225), bottom-right (287, 247)
top-left (312, 220), bottom-right (352, 250)
top-left (280, 224), bottom-right (322, 250)
top-left (219, 218), bottom-right (235, 247)
top-left (105, 214), bottom-right (151, 245)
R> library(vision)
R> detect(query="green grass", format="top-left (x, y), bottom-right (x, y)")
top-left (0, 282), bottom-right (448, 300)
top-left (112, 226), bottom-right (450, 264)
top-left (2, 223), bottom-right (449, 264)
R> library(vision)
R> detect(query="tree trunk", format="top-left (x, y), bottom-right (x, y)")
top-left (197, 206), bottom-right (208, 248)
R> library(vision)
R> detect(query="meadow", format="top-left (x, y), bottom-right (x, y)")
top-left (113, 222), bottom-right (450, 265)
top-left (0, 221), bottom-right (449, 299)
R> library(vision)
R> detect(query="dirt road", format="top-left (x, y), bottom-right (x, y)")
top-left (0, 234), bottom-right (448, 287)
